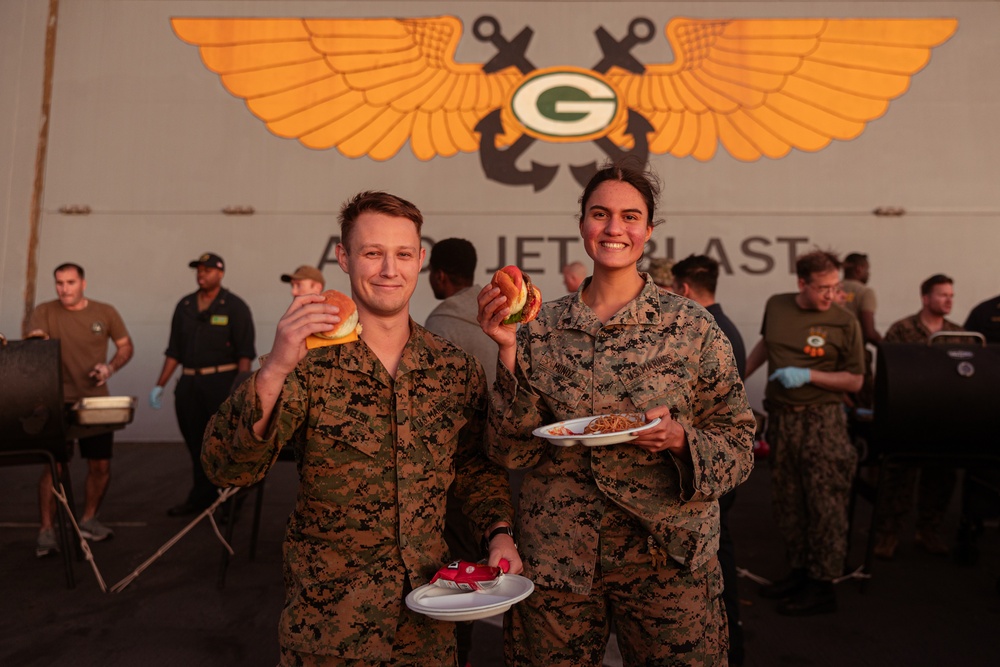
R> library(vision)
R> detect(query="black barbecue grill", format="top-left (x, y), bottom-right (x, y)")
top-left (0, 335), bottom-right (77, 586)
top-left (0, 336), bottom-right (66, 445)
top-left (1, 334), bottom-right (138, 588)
top-left (862, 331), bottom-right (1000, 585)
top-left (873, 331), bottom-right (1000, 456)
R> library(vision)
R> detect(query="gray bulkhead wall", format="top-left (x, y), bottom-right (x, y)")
top-left (0, 1), bottom-right (49, 345)
top-left (1, 1), bottom-right (998, 441)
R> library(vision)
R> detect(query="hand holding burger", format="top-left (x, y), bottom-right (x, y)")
top-left (491, 266), bottom-right (541, 325)
top-left (306, 289), bottom-right (362, 348)
top-left (257, 288), bottom-right (360, 402)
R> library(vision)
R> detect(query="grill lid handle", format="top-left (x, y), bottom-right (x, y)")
top-left (928, 331), bottom-right (986, 347)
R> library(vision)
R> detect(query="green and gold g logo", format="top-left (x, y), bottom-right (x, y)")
top-left (507, 67), bottom-right (625, 143)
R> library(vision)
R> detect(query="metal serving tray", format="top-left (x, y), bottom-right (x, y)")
top-left (70, 396), bottom-right (137, 426)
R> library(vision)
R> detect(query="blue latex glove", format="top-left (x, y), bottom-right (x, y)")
top-left (149, 386), bottom-right (164, 409)
top-left (769, 367), bottom-right (811, 389)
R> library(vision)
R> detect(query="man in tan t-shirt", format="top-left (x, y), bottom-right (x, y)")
top-left (840, 253), bottom-right (882, 409)
top-left (840, 253), bottom-right (882, 345)
top-left (26, 263), bottom-right (133, 557)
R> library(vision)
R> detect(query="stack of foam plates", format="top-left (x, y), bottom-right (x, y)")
top-left (405, 574), bottom-right (534, 622)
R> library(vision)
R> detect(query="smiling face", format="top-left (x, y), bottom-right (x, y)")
top-left (336, 212), bottom-right (425, 320)
top-left (579, 180), bottom-right (653, 271)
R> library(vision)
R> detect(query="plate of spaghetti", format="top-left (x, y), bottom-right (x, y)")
top-left (533, 414), bottom-right (661, 447)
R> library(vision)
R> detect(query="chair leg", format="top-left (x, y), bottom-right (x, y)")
top-left (58, 461), bottom-right (85, 563)
top-left (216, 544), bottom-right (229, 590)
top-left (216, 495), bottom-right (240, 590)
top-left (51, 456), bottom-right (76, 589)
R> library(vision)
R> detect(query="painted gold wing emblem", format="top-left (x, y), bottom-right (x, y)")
top-left (171, 16), bottom-right (524, 160)
top-left (605, 18), bottom-right (958, 161)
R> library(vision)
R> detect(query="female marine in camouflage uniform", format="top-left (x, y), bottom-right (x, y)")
top-left (478, 163), bottom-right (755, 666)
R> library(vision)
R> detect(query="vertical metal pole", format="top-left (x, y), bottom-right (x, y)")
top-left (22, 0), bottom-right (60, 335)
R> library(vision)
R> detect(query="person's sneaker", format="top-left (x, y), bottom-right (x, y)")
top-left (79, 517), bottom-right (114, 542)
top-left (915, 530), bottom-right (948, 555)
top-left (873, 533), bottom-right (899, 560)
top-left (35, 528), bottom-right (60, 558)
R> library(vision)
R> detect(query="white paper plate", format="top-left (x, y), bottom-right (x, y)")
top-left (533, 415), bottom-right (661, 447)
top-left (405, 574), bottom-right (534, 622)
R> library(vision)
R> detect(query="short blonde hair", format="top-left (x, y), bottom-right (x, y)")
top-left (338, 191), bottom-right (423, 251)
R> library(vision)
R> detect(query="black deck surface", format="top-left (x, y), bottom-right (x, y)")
top-left (1, 442), bottom-right (998, 666)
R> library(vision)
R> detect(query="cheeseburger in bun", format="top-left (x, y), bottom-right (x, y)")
top-left (306, 289), bottom-right (362, 349)
top-left (492, 265), bottom-right (542, 325)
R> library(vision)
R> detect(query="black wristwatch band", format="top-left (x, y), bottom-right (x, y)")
top-left (488, 526), bottom-right (515, 542)
top-left (482, 525), bottom-right (515, 553)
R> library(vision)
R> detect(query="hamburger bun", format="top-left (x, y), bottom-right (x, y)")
top-left (307, 289), bottom-right (361, 348)
top-left (491, 266), bottom-right (541, 325)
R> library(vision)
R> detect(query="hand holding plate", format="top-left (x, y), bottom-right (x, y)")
top-left (630, 406), bottom-right (690, 459)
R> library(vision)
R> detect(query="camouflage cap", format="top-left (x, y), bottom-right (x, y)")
top-left (645, 257), bottom-right (674, 288)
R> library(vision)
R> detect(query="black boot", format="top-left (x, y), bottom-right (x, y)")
top-left (759, 568), bottom-right (808, 600)
top-left (776, 579), bottom-right (837, 616)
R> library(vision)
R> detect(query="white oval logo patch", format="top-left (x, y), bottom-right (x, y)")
top-left (509, 68), bottom-right (621, 142)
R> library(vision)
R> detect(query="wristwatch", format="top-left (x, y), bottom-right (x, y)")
top-left (482, 525), bottom-right (516, 554)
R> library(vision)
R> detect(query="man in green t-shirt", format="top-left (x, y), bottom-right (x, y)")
top-left (746, 250), bottom-right (864, 615)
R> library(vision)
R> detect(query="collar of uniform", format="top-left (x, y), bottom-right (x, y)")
top-left (332, 318), bottom-right (437, 380)
top-left (399, 319), bottom-right (444, 376)
top-left (912, 312), bottom-right (963, 335)
top-left (184, 286), bottom-right (228, 309)
top-left (556, 273), bottom-right (664, 332)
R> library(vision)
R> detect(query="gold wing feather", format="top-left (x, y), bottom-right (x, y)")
top-left (605, 18), bottom-right (957, 161)
top-left (171, 16), bottom-right (524, 160)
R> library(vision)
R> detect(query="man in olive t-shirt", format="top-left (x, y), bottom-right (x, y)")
top-left (746, 250), bottom-right (864, 616)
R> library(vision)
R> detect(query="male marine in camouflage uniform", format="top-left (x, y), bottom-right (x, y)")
top-left (203, 191), bottom-right (521, 666)
top-left (873, 274), bottom-right (964, 558)
top-left (746, 250), bottom-right (865, 615)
